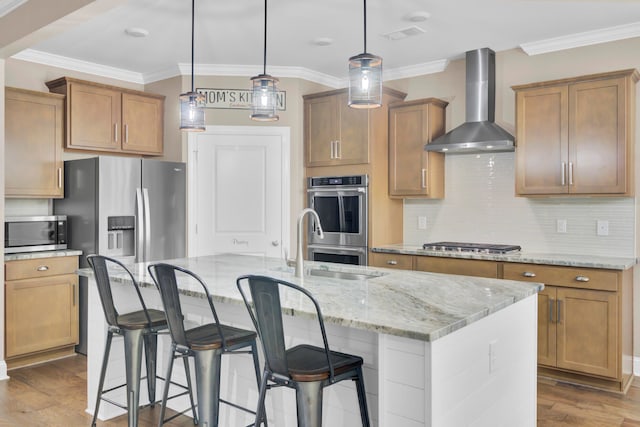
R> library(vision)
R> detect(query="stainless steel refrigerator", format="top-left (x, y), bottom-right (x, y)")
top-left (54, 156), bottom-right (186, 354)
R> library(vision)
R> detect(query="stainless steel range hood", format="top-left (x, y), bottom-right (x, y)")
top-left (425, 48), bottom-right (514, 153)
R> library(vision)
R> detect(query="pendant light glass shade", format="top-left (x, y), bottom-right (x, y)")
top-left (348, 0), bottom-right (382, 109)
top-left (348, 52), bottom-right (382, 108)
top-left (251, 74), bottom-right (279, 121)
top-left (250, 0), bottom-right (279, 121)
top-left (179, 91), bottom-right (205, 131)
top-left (180, 0), bottom-right (205, 132)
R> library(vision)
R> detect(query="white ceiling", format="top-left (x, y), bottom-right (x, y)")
top-left (10, 0), bottom-right (640, 86)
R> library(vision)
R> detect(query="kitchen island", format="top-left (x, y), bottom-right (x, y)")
top-left (80, 253), bottom-right (543, 426)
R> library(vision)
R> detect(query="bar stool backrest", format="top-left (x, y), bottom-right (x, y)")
top-left (148, 263), bottom-right (227, 349)
top-left (87, 254), bottom-right (152, 328)
top-left (236, 275), bottom-right (335, 381)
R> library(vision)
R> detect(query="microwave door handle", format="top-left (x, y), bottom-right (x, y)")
top-left (135, 188), bottom-right (144, 262)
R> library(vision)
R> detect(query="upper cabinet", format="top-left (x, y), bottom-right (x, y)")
top-left (388, 98), bottom-right (448, 198)
top-left (513, 69), bottom-right (638, 196)
top-left (5, 87), bottom-right (65, 198)
top-left (46, 77), bottom-right (164, 156)
top-left (304, 90), bottom-right (370, 166)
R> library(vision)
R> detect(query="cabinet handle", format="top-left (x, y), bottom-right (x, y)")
top-left (575, 275), bottom-right (590, 282)
top-left (522, 271), bottom-right (536, 278)
top-left (569, 162), bottom-right (574, 186)
top-left (549, 299), bottom-right (555, 323)
top-left (387, 260), bottom-right (398, 266)
top-left (561, 162), bottom-right (566, 186)
top-left (73, 284), bottom-right (76, 306)
top-left (58, 167), bottom-right (62, 189)
top-left (124, 124), bottom-right (129, 143)
top-left (114, 123), bottom-right (118, 142)
top-left (335, 140), bottom-right (341, 159)
top-left (421, 168), bottom-right (427, 189)
top-left (36, 265), bottom-right (49, 272)
top-left (557, 299), bottom-right (562, 323)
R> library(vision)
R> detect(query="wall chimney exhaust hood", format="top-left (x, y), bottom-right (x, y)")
top-left (425, 48), bottom-right (514, 153)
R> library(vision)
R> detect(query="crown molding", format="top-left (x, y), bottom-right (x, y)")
top-left (520, 21), bottom-right (640, 56)
top-left (383, 58), bottom-right (450, 81)
top-left (12, 48), bottom-right (446, 87)
top-left (11, 49), bottom-right (145, 84)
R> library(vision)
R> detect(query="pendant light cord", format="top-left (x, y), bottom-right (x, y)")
top-left (190, 0), bottom-right (195, 93)
top-left (262, 0), bottom-right (268, 75)
top-left (363, 0), bottom-right (367, 53)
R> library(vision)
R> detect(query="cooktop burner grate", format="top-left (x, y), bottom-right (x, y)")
top-left (422, 241), bottom-right (521, 254)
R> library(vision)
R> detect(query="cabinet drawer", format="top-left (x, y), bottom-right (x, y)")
top-left (370, 253), bottom-right (414, 270)
top-left (503, 263), bottom-right (618, 291)
top-left (5, 256), bottom-right (78, 281)
top-left (415, 256), bottom-right (499, 278)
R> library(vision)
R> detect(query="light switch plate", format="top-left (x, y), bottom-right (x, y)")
top-left (418, 216), bottom-right (427, 230)
top-left (556, 219), bottom-right (567, 233)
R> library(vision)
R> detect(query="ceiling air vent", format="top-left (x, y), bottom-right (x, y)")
top-left (382, 25), bottom-right (426, 41)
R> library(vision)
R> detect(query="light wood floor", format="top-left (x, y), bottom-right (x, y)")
top-left (1, 354), bottom-right (639, 426)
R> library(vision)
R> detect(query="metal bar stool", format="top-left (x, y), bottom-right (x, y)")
top-left (236, 274), bottom-right (371, 427)
top-left (87, 255), bottom-right (196, 427)
top-left (148, 263), bottom-right (265, 427)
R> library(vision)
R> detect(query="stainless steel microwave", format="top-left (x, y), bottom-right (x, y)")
top-left (4, 215), bottom-right (68, 254)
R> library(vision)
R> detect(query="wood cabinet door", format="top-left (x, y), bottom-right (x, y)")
top-left (515, 85), bottom-right (569, 195)
top-left (537, 286), bottom-right (557, 367)
top-left (305, 95), bottom-right (338, 166)
top-left (414, 257), bottom-right (499, 278)
top-left (369, 252), bottom-right (414, 270)
top-left (68, 82), bottom-right (121, 151)
top-left (389, 103), bottom-right (427, 196)
top-left (569, 77), bottom-right (627, 194)
top-left (336, 92), bottom-right (369, 165)
top-left (121, 93), bottom-right (164, 155)
top-left (5, 274), bottom-right (79, 358)
top-left (5, 88), bottom-right (64, 198)
top-left (555, 287), bottom-right (618, 379)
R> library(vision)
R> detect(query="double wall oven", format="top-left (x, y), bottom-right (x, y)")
top-left (307, 175), bottom-right (368, 265)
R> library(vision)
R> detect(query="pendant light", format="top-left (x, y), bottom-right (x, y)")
top-left (250, 0), bottom-right (279, 121)
top-left (179, 0), bottom-right (205, 131)
top-left (348, 0), bottom-right (382, 109)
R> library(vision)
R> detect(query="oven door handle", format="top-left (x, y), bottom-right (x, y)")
top-left (306, 187), bottom-right (367, 193)
top-left (307, 244), bottom-right (368, 254)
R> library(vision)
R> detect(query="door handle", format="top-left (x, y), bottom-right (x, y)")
top-left (143, 188), bottom-right (151, 261)
top-left (36, 265), bottom-right (49, 272)
top-left (58, 167), bottom-right (62, 189)
top-left (135, 188), bottom-right (144, 262)
top-left (561, 162), bottom-right (566, 186)
top-left (387, 260), bottom-right (398, 266)
top-left (124, 124), bottom-right (129, 144)
top-left (421, 168), bottom-right (427, 189)
top-left (271, 240), bottom-right (280, 247)
top-left (336, 140), bottom-right (341, 159)
top-left (522, 271), bottom-right (536, 278)
top-left (568, 162), bottom-right (574, 186)
top-left (549, 299), bottom-right (554, 323)
top-left (575, 276), bottom-right (590, 282)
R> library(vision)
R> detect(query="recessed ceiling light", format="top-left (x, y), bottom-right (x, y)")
top-left (405, 11), bottom-right (431, 22)
top-left (0, 0), bottom-right (28, 18)
top-left (382, 25), bottom-right (426, 41)
top-left (125, 27), bottom-right (149, 38)
top-left (312, 37), bottom-right (334, 46)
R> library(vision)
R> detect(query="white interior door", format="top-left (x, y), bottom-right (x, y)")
top-left (188, 126), bottom-right (290, 258)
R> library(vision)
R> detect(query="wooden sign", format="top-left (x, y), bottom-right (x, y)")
top-left (196, 88), bottom-right (286, 111)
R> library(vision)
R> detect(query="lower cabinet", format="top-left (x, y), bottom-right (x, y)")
top-left (504, 263), bottom-right (631, 392)
top-left (5, 256), bottom-right (79, 369)
top-left (370, 251), bottom-right (633, 392)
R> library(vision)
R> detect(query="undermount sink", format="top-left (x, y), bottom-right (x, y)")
top-left (307, 268), bottom-right (385, 281)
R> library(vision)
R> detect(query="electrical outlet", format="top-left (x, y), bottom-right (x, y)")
top-left (489, 340), bottom-right (498, 373)
top-left (597, 220), bottom-right (609, 236)
top-left (418, 216), bottom-right (427, 230)
top-left (556, 219), bottom-right (567, 233)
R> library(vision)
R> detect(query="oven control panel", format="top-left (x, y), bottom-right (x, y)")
top-left (309, 175), bottom-right (368, 187)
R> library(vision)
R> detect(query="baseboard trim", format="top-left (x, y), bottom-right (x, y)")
top-left (635, 356), bottom-right (640, 377)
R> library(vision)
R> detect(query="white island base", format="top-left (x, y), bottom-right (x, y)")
top-left (86, 275), bottom-right (537, 427)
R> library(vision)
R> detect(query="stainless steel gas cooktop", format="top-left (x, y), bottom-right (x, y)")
top-left (422, 241), bottom-right (521, 254)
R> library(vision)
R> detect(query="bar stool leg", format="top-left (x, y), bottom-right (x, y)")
top-left (250, 341), bottom-right (268, 427)
top-left (254, 370), bottom-right (269, 427)
top-left (194, 348), bottom-right (223, 427)
top-left (144, 331), bottom-right (159, 405)
top-left (354, 368), bottom-right (370, 427)
top-left (124, 329), bottom-right (145, 427)
top-left (157, 344), bottom-right (176, 427)
top-left (91, 331), bottom-right (114, 427)
top-left (296, 381), bottom-right (323, 427)
top-left (182, 355), bottom-right (198, 424)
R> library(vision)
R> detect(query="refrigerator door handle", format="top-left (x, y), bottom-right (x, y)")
top-left (143, 188), bottom-right (151, 262)
top-left (135, 188), bottom-right (144, 262)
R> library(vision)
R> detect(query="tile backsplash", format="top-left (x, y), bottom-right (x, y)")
top-left (403, 152), bottom-right (635, 258)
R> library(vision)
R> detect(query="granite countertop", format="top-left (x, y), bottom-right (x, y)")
top-left (372, 244), bottom-right (637, 270)
top-left (4, 249), bottom-right (83, 262)
top-left (78, 253), bottom-right (542, 342)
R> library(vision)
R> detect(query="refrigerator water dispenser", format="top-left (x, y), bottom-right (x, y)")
top-left (106, 216), bottom-right (135, 257)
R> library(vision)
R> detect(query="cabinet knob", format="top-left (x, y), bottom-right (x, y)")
top-left (522, 271), bottom-right (536, 278)
top-left (387, 260), bottom-right (398, 265)
top-left (36, 265), bottom-right (49, 272)
top-left (575, 276), bottom-right (590, 282)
